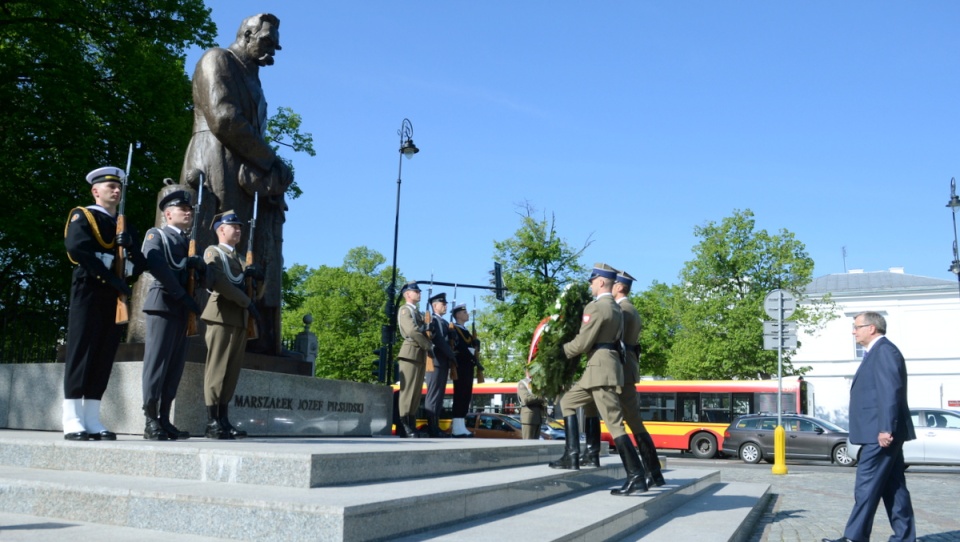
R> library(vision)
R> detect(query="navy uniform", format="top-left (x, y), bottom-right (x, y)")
top-left (614, 270), bottom-right (666, 487)
top-left (449, 303), bottom-right (477, 437)
top-left (140, 190), bottom-right (207, 440)
top-left (518, 377), bottom-right (545, 440)
top-left (550, 263), bottom-right (648, 496)
top-left (201, 211), bottom-right (261, 439)
top-left (425, 292), bottom-right (455, 437)
top-left (62, 166), bottom-right (147, 440)
top-left (396, 282), bottom-right (433, 438)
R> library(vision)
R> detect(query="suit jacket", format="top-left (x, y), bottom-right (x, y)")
top-left (618, 296), bottom-right (642, 386)
top-left (200, 244), bottom-right (251, 328)
top-left (848, 336), bottom-right (916, 445)
top-left (397, 303), bottom-right (432, 364)
top-left (563, 294), bottom-right (624, 389)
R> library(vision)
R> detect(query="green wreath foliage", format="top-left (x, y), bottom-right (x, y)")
top-left (528, 282), bottom-right (592, 400)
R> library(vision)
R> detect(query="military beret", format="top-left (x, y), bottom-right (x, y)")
top-left (212, 210), bottom-right (243, 230)
top-left (588, 262), bottom-right (617, 281)
top-left (159, 190), bottom-right (192, 210)
top-left (429, 292), bottom-right (447, 304)
top-left (86, 166), bottom-right (125, 185)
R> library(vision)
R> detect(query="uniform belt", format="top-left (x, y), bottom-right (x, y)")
top-left (593, 343), bottom-right (619, 350)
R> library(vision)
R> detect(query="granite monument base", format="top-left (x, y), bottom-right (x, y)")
top-left (0, 361), bottom-right (392, 437)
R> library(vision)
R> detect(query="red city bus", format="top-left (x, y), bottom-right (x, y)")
top-left (393, 378), bottom-right (813, 458)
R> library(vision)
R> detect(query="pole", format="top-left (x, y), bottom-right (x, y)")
top-left (772, 289), bottom-right (788, 475)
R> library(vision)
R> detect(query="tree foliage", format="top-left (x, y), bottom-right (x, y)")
top-left (664, 209), bottom-right (833, 379)
top-left (264, 106), bottom-right (315, 200)
top-left (281, 247), bottom-right (398, 383)
top-left (632, 281), bottom-right (682, 377)
top-left (479, 202), bottom-right (591, 381)
top-left (0, 0), bottom-right (216, 356)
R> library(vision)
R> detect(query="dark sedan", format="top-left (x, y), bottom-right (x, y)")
top-left (722, 413), bottom-right (856, 467)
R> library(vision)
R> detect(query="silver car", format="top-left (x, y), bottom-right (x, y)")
top-left (846, 408), bottom-right (960, 467)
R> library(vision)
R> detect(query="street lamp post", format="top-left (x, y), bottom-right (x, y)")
top-left (947, 177), bottom-right (960, 300)
top-left (382, 119), bottom-right (419, 383)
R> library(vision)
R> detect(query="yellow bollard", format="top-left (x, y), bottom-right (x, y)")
top-left (772, 425), bottom-right (788, 474)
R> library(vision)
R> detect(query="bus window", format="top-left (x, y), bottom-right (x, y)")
top-left (640, 392), bottom-right (676, 421)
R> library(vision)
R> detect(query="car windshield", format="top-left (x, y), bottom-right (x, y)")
top-left (815, 418), bottom-right (846, 432)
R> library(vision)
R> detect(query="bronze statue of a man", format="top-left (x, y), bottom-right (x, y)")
top-left (180, 13), bottom-right (292, 355)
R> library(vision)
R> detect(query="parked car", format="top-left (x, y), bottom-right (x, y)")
top-left (464, 412), bottom-right (523, 439)
top-left (846, 407), bottom-right (960, 467)
top-left (540, 418), bottom-right (565, 440)
top-left (722, 413), bottom-right (856, 466)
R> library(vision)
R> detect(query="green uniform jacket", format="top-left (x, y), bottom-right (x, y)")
top-left (618, 296), bottom-right (641, 385)
top-left (563, 293), bottom-right (624, 389)
top-left (201, 244), bottom-right (251, 328)
top-left (397, 304), bottom-right (432, 364)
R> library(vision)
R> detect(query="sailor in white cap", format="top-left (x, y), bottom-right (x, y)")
top-left (61, 165), bottom-right (147, 441)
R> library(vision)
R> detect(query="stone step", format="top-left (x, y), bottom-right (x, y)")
top-left (391, 469), bottom-right (721, 542)
top-left (0, 459), bottom-right (713, 541)
top-left (0, 511), bottom-right (235, 542)
top-left (0, 459), bottom-right (714, 541)
top-left (0, 431), bottom-right (566, 488)
top-left (616, 481), bottom-right (771, 542)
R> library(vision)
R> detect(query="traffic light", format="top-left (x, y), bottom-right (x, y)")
top-left (371, 347), bottom-right (387, 383)
top-left (491, 261), bottom-right (505, 301)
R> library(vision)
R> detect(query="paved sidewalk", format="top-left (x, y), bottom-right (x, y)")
top-left (717, 464), bottom-right (960, 541)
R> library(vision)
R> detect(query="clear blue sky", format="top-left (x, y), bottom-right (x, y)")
top-left (186, 1), bottom-right (960, 309)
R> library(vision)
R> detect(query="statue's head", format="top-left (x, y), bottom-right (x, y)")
top-left (234, 13), bottom-right (281, 67)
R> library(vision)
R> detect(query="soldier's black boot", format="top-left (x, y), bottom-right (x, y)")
top-left (581, 416), bottom-right (602, 468)
top-left (399, 416), bottom-right (417, 438)
top-left (218, 404), bottom-right (247, 439)
top-left (549, 415), bottom-right (580, 470)
top-left (611, 434), bottom-right (648, 496)
top-left (143, 402), bottom-right (169, 441)
top-left (427, 415), bottom-right (449, 438)
top-left (158, 399), bottom-right (190, 440)
top-left (637, 431), bottom-right (665, 487)
top-left (204, 405), bottom-right (228, 440)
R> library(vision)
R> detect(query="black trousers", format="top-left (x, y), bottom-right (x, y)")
top-left (63, 274), bottom-right (122, 400)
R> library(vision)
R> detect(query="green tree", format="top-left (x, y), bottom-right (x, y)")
top-left (632, 281), bottom-right (683, 377)
top-left (264, 106), bottom-right (315, 200)
top-left (666, 209), bottom-right (834, 379)
top-left (0, 0), bottom-right (216, 358)
top-left (480, 202), bottom-right (591, 381)
top-left (281, 247), bottom-right (397, 382)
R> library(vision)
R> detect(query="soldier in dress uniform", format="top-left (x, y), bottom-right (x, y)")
top-left (396, 282), bottom-right (433, 438)
top-left (62, 166), bottom-right (148, 441)
top-left (449, 303), bottom-right (477, 437)
top-left (612, 270), bottom-right (665, 487)
top-left (518, 376), bottom-right (546, 440)
top-left (139, 190), bottom-right (207, 440)
top-left (425, 292), bottom-right (455, 438)
top-left (549, 263), bottom-right (649, 496)
top-left (200, 210), bottom-right (262, 439)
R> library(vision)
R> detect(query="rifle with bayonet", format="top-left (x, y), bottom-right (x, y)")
top-left (185, 173), bottom-right (204, 337)
top-left (423, 281), bottom-right (435, 373)
top-left (245, 192), bottom-right (260, 340)
top-left (473, 296), bottom-right (485, 383)
top-left (114, 144), bottom-right (133, 324)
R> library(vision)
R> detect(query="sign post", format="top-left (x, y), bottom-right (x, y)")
top-left (764, 288), bottom-right (796, 476)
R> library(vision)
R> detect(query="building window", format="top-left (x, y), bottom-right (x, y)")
top-left (855, 340), bottom-right (865, 360)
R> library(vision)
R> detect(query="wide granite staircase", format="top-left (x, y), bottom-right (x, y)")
top-left (0, 430), bottom-right (770, 541)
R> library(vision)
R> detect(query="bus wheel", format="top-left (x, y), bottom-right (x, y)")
top-left (689, 432), bottom-right (717, 459)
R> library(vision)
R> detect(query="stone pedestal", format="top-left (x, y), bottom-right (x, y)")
top-left (0, 361), bottom-right (392, 437)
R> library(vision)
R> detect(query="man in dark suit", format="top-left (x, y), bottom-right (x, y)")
top-left (140, 190), bottom-right (206, 440)
top-left (824, 311), bottom-right (916, 542)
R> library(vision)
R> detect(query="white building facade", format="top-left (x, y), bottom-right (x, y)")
top-left (793, 268), bottom-right (960, 428)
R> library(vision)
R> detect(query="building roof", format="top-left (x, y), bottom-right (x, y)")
top-left (805, 269), bottom-right (958, 296)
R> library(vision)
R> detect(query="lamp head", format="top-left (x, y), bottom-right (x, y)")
top-left (401, 139), bottom-right (419, 159)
